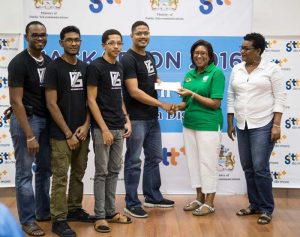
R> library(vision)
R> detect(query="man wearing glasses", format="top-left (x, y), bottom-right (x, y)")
top-left (87, 29), bottom-right (132, 233)
top-left (8, 21), bottom-right (52, 236)
top-left (44, 26), bottom-right (94, 237)
top-left (120, 21), bottom-right (175, 218)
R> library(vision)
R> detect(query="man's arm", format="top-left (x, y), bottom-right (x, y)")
top-left (45, 88), bottom-right (79, 150)
top-left (9, 87), bottom-right (39, 155)
top-left (122, 98), bottom-right (131, 138)
top-left (75, 109), bottom-right (90, 141)
top-left (87, 85), bottom-right (114, 145)
top-left (125, 78), bottom-right (173, 111)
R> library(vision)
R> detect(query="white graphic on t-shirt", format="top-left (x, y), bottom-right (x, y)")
top-left (144, 60), bottom-right (155, 75)
top-left (110, 71), bottom-right (121, 88)
top-left (37, 68), bottom-right (46, 84)
top-left (69, 71), bottom-right (83, 90)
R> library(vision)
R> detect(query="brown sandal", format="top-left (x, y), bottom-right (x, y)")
top-left (94, 219), bottom-right (111, 233)
top-left (106, 213), bottom-right (132, 224)
top-left (22, 222), bottom-right (45, 236)
top-left (236, 206), bottom-right (260, 216)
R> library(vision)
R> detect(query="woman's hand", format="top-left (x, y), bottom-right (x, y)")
top-left (177, 88), bottom-right (193, 97)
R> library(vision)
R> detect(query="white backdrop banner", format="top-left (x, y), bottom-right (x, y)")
top-left (1, 0), bottom-right (255, 193)
top-left (0, 34), bottom-right (21, 187)
top-left (263, 37), bottom-right (300, 188)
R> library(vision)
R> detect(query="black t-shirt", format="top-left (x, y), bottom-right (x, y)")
top-left (44, 57), bottom-right (88, 140)
top-left (87, 57), bottom-right (125, 130)
top-left (8, 49), bottom-right (52, 117)
top-left (120, 49), bottom-right (158, 120)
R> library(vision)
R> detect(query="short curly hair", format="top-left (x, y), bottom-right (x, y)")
top-left (190, 39), bottom-right (215, 68)
top-left (243, 33), bottom-right (265, 55)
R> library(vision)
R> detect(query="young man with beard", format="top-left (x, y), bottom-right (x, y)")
top-left (87, 29), bottom-right (132, 233)
top-left (120, 21), bottom-right (175, 218)
top-left (44, 26), bottom-right (94, 237)
top-left (8, 21), bottom-right (52, 236)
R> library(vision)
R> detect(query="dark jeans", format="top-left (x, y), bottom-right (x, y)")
top-left (236, 120), bottom-right (275, 214)
top-left (10, 113), bottom-right (51, 225)
top-left (124, 119), bottom-right (164, 208)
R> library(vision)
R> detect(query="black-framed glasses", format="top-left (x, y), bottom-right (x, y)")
top-left (62, 38), bottom-right (82, 44)
top-left (105, 41), bottom-right (123, 46)
top-left (30, 33), bottom-right (47, 39)
top-left (239, 46), bottom-right (255, 52)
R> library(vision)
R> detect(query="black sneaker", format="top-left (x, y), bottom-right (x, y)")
top-left (52, 220), bottom-right (76, 237)
top-left (124, 206), bottom-right (148, 218)
top-left (67, 208), bottom-right (96, 223)
top-left (144, 198), bottom-right (175, 208)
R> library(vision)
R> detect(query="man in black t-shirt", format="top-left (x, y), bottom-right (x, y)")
top-left (120, 21), bottom-right (175, 218)
top-left (87, 29), bottom-right (132, 233)
top-left (8, 21), bottom-right (51, 236)
top-left (44, 26), bottom-right (94, 237)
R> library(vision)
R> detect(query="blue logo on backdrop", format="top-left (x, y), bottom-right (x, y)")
top-left (29, 35), bottom-right (242, 132)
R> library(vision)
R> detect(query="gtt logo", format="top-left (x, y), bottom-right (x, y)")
top-left (162, 146), bottom-right (185, 166)
top-left (271, 170), bottom-right (286, 180)
top-left (0, 77), bottom-right (8, 88)
top-left (285, 153), bottom-right (299, 165)
top-left (89, 0), bottom-right (122, 13)
top-left (265, 40), bottom-right (277, 49)
top-left (286, 78), bottom-right (300, 90)
top-left (0, 116), bottom-right (9, 128)
top-left (286, 40), bottom-right (300, 52)
top-left (0, 152), bottom-right (13, 164)
top-left (0, 38), bottom-right (11, 50)
top-left (285, 117), bottom-right (300, 129)
top-left (199, 0), bottom-right (231, 15)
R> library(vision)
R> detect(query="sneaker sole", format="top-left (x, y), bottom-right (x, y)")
top-left (143, 203), bottom-right (174, 208)
top-left (124, 208), bottom-right (148, 218)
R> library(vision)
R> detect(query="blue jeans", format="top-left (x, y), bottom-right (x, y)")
top-left (124, 119), bottom-right (163, 208)
top-left (10, 113), bottom-right (51, 225)
top-left (236, 120), bottom-right (275, 214)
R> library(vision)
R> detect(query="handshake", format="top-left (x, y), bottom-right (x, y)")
top-left (160, 102), bottom-right (180, 115)
top-left (159, 87), bottom-right (192, 114)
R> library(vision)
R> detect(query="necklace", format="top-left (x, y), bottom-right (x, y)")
top-left (27, 49), bottom-right (44, 66)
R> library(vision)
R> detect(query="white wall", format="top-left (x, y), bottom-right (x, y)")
top-left (0, 0), bottom-right (24, 33)
top-left (252, 0), bottom-right (300, 36)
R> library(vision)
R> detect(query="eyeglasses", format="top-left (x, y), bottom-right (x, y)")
top-left (30, 33), bottom-right (47, 39)
top-left (105, 41), bottom-right (124, 46)
top-left (134, 31), bottom-right (150, 37)
top-left (239, 46), bottom-right (255, 52)
top-left (62, 38), bottom-right (82, 44)
top-left (193, 51), bottom-right (208, 57)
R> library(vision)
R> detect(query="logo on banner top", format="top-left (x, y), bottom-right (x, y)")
top-left (0, 77), bottom-right (8, 89)
top-left (89, 0), bottom-right (122, 13)
top-left (285, 40), bottom-right (300, 52)
top-left (285, 117), bottom-right (300, 129)
top-left (286, 78), bottom-right (300, 91)
top-left (199, 0), bottom-right (232, 15)
top-left (34, 0), bottom-right (62, 9)
top-left (150, 0), bottom-right (179, 10)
